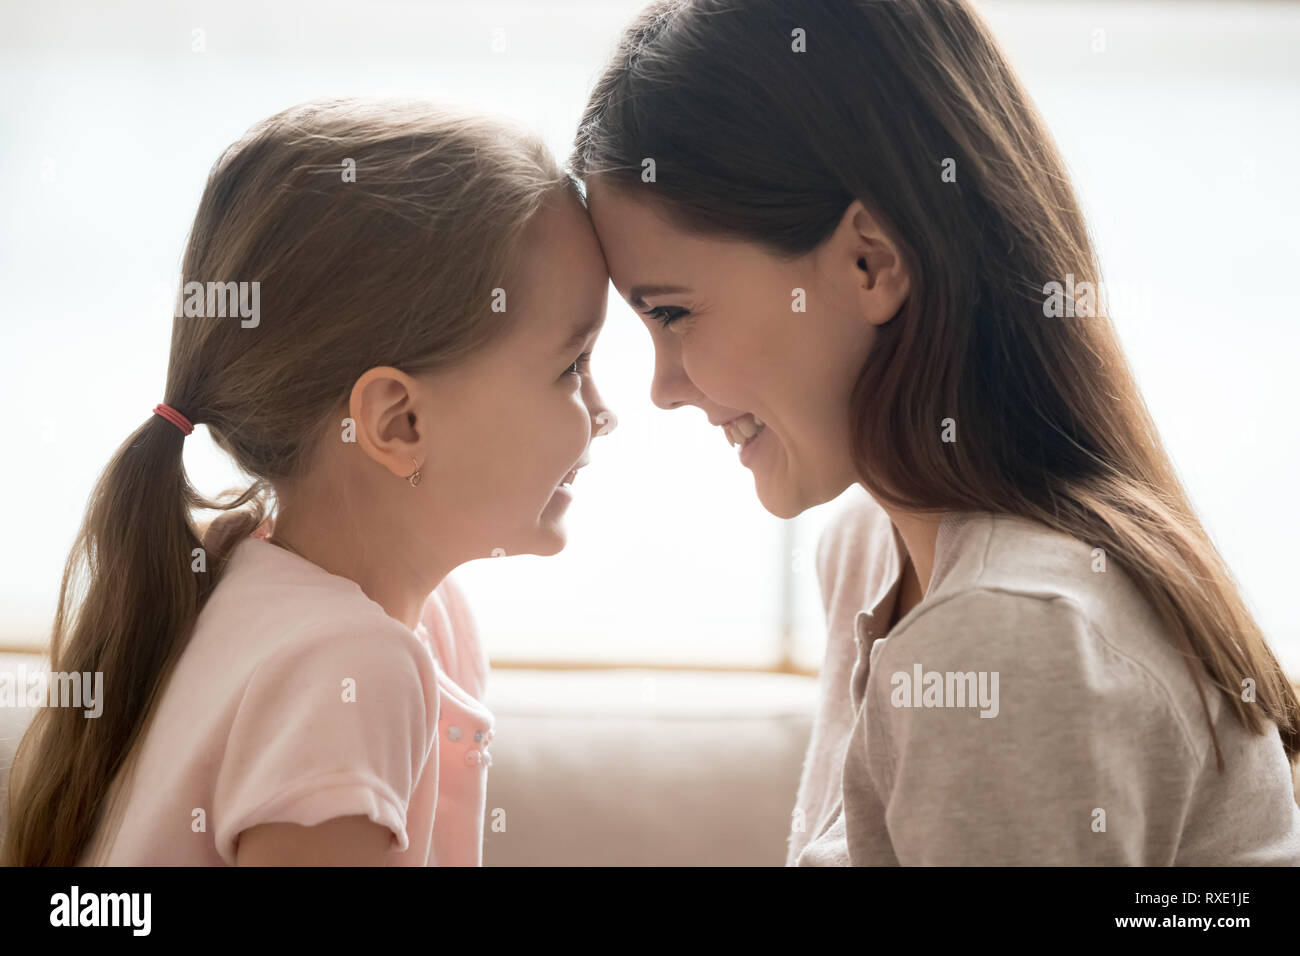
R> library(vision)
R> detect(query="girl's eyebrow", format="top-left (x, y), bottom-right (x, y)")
top-left (629, 284), bottom-right (691, 311)
top-left (556, 314), bottom-right (605, 355)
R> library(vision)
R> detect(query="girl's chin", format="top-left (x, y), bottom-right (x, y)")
top-left (527, 524), bottom-right (568, 556)
top-left (539, 484), bottom-right (574, 520)
top-left (533, 489), bottom-right (574, 537)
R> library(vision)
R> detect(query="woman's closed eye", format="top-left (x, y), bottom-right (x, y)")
top-left (643, 305), bottom-right (690, 329)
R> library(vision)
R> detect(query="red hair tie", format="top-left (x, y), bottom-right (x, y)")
top-left (153, 403), bottom-right (194, 436)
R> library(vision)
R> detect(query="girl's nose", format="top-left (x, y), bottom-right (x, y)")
top-left (595, 409), bottom-right (619, 437)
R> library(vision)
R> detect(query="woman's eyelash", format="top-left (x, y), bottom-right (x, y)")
top-left (566, 352), bottom-right (592, 377)
top-left (644, 305), bottom-right (689, 328)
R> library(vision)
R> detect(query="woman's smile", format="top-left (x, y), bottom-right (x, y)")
top-left (735, 418), bottom-right (771, 469)
top-left (716, 412), bottom-right (770, 467)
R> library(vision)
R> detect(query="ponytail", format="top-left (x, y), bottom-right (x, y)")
top-left (2, 412), bottom-right (266, 865)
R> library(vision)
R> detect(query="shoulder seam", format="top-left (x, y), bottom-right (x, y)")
top-left (234, 616), bottom-right (438, 735)
top-left (882, 585), bottom-right (1204, 767)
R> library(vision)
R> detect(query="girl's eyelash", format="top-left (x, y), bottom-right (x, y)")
top-left (566, 352), bottom-right (592, 377)
top-left (644, 305), bottom-right (689, 328)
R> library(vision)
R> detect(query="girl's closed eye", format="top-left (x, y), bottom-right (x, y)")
top-left (643, 305), bottom-right (690, 329)
top-left (566, 352), bottom-right (592, 377)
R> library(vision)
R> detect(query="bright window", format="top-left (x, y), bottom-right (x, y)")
top-left (2, 1), bottom-right (1296, 676)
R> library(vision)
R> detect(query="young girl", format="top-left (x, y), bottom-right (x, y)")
top-left (571, 0), bottom-right (1300, 864)
top-left (2, 97), bottom-right (615, 866)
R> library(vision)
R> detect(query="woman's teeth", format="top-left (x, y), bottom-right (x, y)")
top-left (724, 413), bottom-right (766, 448)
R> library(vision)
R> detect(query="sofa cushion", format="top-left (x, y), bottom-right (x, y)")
top-left (479, 668), bottom-right (817, 866)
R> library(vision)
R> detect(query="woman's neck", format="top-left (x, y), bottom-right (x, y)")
top-left (887, 508), bottom-right (944, 597)
top-left (869, 496), bottom-right (946, 629)
top-left (890, 551), bottom-right (925, 629)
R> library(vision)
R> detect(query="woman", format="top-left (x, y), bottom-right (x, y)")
top-left (569, 0), bottom-right (1300, 864)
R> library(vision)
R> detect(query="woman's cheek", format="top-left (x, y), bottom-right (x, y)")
top-left (690, 321), bottom-right (749, 393)
top-left (685, 345), bottom-right (747, 411)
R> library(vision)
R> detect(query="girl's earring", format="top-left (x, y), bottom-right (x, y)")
top-left (405, 457), bottom-right (422, 487)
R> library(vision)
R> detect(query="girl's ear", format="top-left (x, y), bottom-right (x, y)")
top-left (838, 199), bottom-right (911, 327)
top-left (348, 366), bottom-right (425, 479)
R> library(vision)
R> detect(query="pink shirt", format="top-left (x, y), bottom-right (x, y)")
top-left (78, 534), bottom-right (494, 866)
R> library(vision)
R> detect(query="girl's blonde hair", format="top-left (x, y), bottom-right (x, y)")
top-left (3, 97), bottom-right (576, 865)
top-left (571, 0), bottom-right (1299, 767)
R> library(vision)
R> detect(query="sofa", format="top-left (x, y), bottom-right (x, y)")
top-left (0, 652), bottom-right (816, 865)
top-left (5, 651), bottom-right (1298, 864)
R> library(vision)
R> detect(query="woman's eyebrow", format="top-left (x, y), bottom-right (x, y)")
top-left (628, 284), bottom-right (691, 311)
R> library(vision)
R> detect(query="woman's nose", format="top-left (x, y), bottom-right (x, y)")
top-left (649, 357), bottom-right (694, 411)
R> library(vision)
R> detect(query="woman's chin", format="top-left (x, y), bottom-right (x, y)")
top-left (754, 476), bottom-right (837, 520)
top-left (758, 493), bottom-right (805, 521)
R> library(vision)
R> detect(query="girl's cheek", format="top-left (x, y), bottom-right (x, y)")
top-left (547, 386), bottom-right (590, 451)
top-left (571, 391), bottom-right (594, 441)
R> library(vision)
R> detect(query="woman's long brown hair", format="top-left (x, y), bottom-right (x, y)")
top-left (570, 0), bottom-right (1299, 767)
top-left (3, 98), bottom-right (575, 865)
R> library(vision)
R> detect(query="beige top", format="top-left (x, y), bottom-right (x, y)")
top-left (788, 489), bottom-right (1300, 865)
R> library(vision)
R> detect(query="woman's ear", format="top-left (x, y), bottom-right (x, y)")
top-left (841, 199), bottom-right (911, 327)
top-left (348, 366), bottom-right (425, 479)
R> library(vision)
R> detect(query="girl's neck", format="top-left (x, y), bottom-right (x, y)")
top-left (267, 511), bottom-right (454, 632)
